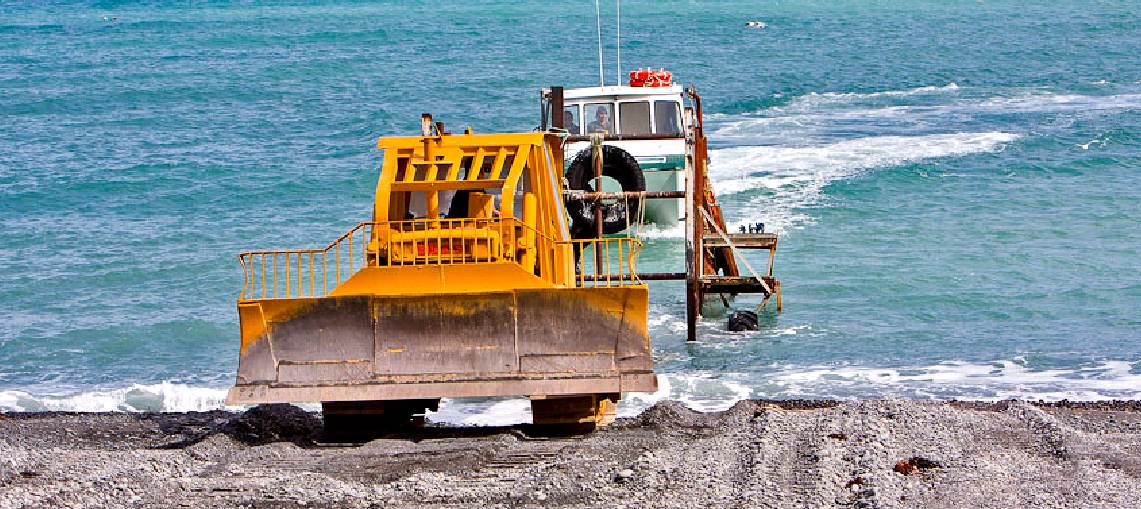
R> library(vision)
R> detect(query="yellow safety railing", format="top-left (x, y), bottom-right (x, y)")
top-left (564, 237), bottom-right (643, 288)
top-left (237, 223), bottom-right (373, 300)
top-left (238, 220), bottom-right (643, 299)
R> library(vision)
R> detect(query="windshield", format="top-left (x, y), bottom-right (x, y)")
top-left (654, 101), bottom-right (681, 135)
top-left (585, 103), bottom-right (614, 133)
top-left (619, 101), bottom-right (651, 135)
top-left (562, 105), bottom-right (581, 134)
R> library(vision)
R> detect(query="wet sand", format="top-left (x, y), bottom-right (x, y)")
top-left (2, 400), bottom-right (1140, 508)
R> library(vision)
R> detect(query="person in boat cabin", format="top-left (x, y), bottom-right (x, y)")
top-left (587, 105), bottom-right (612, 133)
top-left (563, 110), bottom-right (580, 134)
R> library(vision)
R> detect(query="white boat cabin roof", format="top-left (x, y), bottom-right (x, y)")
top-left (564, 84), bottom-right (684, 101)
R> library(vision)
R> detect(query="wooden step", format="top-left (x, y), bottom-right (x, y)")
top-left (699, 275), bottom-right (779, 295)
top-left (703, 233), bottom-right (777, 249)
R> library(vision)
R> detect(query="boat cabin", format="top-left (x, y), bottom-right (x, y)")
top-left (557, 77), bottom-right (688, 226)
top-left (561, 84), bottom-right (685, 138)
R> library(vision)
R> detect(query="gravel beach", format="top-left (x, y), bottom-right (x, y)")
top-left (2, 399), bottom-right (1140, 508)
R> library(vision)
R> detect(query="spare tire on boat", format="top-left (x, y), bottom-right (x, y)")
top-left (565, 145), bottom-right (645, 237)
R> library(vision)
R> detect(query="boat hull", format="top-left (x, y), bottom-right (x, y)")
top-left (643, 168), bottom-right (684, 226)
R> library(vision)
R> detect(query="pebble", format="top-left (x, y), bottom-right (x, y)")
top-left (2, 401), bottom-right (1138, 508)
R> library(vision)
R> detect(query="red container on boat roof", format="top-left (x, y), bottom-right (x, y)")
top-left (629, 68), bottom-right (672, 87)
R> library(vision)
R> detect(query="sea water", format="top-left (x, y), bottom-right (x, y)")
top-left (2, 1), bottom-right (1138, 423)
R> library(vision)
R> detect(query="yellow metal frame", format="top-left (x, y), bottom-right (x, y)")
top-left (237, 218), bottom-right (643, 300)
top-left (374, 132), bottom-right (574, 288)
top-left (237, 131), bottom-right (644, 300)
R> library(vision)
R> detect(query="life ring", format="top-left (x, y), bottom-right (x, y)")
top-left (565, 145), bottom-right (645, 237)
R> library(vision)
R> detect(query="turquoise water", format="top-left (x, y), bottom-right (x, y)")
top-left (2, 1), bottom-right (1139, 416)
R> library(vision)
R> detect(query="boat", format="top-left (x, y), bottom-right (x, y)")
top-left (548, 2), bottom-right (782, 331)
top-left (549, 71), bottom-right (782, 326)
top-left (558, 68), bottom-right (687, 231)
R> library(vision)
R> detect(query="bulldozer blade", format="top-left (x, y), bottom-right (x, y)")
top-left (227, 286), bottom-right (655, 405)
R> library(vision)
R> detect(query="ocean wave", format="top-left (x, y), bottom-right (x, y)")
top-left (764, 359), bottom-right (1141, 401)
top-left (427, 374), bottom-right (752, 425)
top-left (636, 373), bottom-right (754, 414)
top-left (427, 359), bottom-right (1141, 423)
top-left (708, 132), bottom-right (1019, 232)
top-left (0, 382), bottom-right (230, 412)
top-left (3, 360), bottom-right (1138, 425)
top-left (0, 375), bottom-right (741, 426)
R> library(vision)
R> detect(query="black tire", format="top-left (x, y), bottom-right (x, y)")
top-left (726, 310), bottom-right (759, 331)
top-left (565, 145), bottom-right (645, 237)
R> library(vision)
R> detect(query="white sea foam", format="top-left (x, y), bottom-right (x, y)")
top-left (426, 398), bottom-right (533, 426)
top-left (974, 92), bottom-right (1141, 114)
top-left (3, 360), bottom-right (1138, 424)
top-left (714, 83), bottom-right (962, 129)
top-left (428, 373), bottom-right (755, 424)
top-left (713, 91), bottom-right (1141, 141)
top-left (765, 359), bottom-right (1141, 401)
top-left (796, 87), bottom-right (1141, 117)
top-left (647, 311), bottom-right (687, 333)
top-left (672, 89), bottom-right (1138, 236)
top-left (0, 382), bottom-right (231, 412)
top-left (616, 359), bottom-right (1141, 418)
top-left (633, 223), bottom-right (684, 239)
top-left (708, 132), bottom-right (1019, 232)
top-left (0, 374), bottom-right (751, 425)
top-left (701, 88), bottom-right (1141, 234)
top-left (1078, 134), bottom-right (1109, 150)
top-left (791, 83), bottom-right (961, 104)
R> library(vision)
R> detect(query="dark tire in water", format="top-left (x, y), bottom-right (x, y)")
top-left (565, 145), bottom-right (645, 237)
top-left (727, 310), bottom-right (759, 331)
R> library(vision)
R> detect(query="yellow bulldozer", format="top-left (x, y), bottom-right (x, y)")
top-left (226, 118), bottom-right (655, 433)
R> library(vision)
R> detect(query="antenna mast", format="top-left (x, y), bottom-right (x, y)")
top-left (616, 0), bottom-right (621, 85)
top-left (595, 0), bottom-right (604, 86)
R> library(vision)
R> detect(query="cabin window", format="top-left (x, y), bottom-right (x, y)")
top-left (654, 101), bottom-right (681, 135)
top-left (562, 106), bottom-right (581, 134)
top-left (619, 101), bottom-right (651, 135)
top-left (585, 103), bottom-right (614, 133)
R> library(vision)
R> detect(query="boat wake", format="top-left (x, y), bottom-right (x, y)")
top-left (702, 87), bottom-right (1141, 234)
top-left (709, 131), bottom-right (1019, 233)
top-left (787, 82), bottom-right (962, 103)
